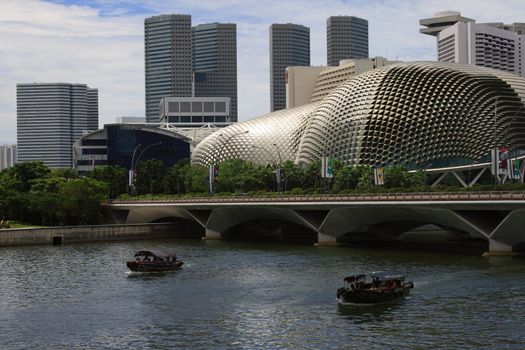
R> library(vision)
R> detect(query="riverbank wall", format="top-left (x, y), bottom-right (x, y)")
top-left (0, 223), bottom-right (203, 247)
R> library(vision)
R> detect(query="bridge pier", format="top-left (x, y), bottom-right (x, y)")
top-left (204, 228), bottom-right (222, 240)
top-left (314, 233), bottom-right (338, 247)
top-left (482, 239), bottom-right (519, 257)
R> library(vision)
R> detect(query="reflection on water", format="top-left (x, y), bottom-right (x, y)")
top-left (337, 299), bottom-right (405, 324)
top-left (0, 239), bottom-right (524, 349)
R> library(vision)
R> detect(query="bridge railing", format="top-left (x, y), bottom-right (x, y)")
top-left (106, 191), bottom-right (525, 205)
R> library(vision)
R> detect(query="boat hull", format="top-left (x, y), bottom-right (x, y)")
top-left (126, 260), bottom-right (183, 272)
top-left (337, 283), bottom-right (413, 304)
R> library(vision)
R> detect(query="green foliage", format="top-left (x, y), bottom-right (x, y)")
top-left (56, 177), bottom-right (107, 225)
top-left (135, 159), bottom-right (166, 195)
top-left (215, 159), bottom-right (268, 193)
top-left (163, 159), bottom-right (191, 194)
top-left (183, 164), bottom-right (209, 193)
top-left (88, 165), bottom-right (127, 198)
top-left (52, 168), bottom-right (78, 180)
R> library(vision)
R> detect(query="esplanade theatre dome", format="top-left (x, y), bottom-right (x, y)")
top-left (191, 62), bottom-right (525, 168)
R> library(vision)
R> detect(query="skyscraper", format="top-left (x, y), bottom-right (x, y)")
top-left (144, 14), bottom-right (193, 122)
top-left (193, 23), bottom-right (238, 121)
top-left (0, 145), bottom-right (17, 170)
top-left (420, 11), bottom-right (525, 77)
top-left (270, 23), bottom-right (310, 112)
top-left (87, 88), bottom-right (99, 131)
top-left (17, 83), bottom-right (98, 168)
top-left (327, 16), bottom-right (369, 66)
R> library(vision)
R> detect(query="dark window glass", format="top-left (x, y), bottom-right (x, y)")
top-left (168, 102), bottom-right (179, 112)
top-left (192, 116), bottom-right (203, 122)
top-left (192, 102), bottom-right (202, 112)
top-left (82, 139), bottom-right (106, 146)
top-left (204, 102), bottom-right (214, 112)
top-left (82, 148), bottom-right (107, 155)
top-left (180, 102), bottom-right (191, 112)
top-left (215, 102), bottom-right (226, 112)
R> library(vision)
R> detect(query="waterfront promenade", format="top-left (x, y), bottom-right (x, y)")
top-left (103, 191), bottom-right (525, 254)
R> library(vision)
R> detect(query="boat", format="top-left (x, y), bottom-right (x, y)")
top-left (126, 249), bottom-right (183, 272)
top-left (337, 272), bottom-right (414, 305)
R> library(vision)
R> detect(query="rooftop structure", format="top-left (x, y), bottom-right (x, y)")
top-left (420, 11), bottom-right (525, 77)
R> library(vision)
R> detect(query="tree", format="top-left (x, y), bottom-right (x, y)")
top-left (135, 159), bottom-right (166, 195)
top-left (88, 165), bottom-right (127, 198)
top-left (282, 161), bottom-right (306, 191)
top-left (2, 161), bottom-right (51, 192)
top-left (163, 159), bottom-right (191, 194)
top-left (183, 165), bottom-right (209, 194)
top-left (52, 168), bottom-right (78, 180)
top-left (28, 177), bottom-right (65, 226)
top-left (57, 177), bottom-right (107, 225)
top-left (215, 159), bottom-right (266, 193)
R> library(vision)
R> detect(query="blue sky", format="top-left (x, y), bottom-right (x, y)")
top-left (0, 0), bottom-right (524, 144)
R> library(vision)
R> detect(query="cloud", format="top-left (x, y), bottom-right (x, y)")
top-left (0, 0), bottom-right (524, 145)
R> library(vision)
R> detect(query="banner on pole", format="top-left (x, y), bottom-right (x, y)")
top-left (321, 156), bottom-right (334, 178)
top-left (374, 167), bottom-right (385, 186)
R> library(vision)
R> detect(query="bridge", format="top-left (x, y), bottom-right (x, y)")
top-left (102, 191), bottom-right (525, 254)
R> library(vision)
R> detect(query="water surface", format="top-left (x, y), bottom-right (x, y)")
top-left (0, 239), bottom-right (524, 349)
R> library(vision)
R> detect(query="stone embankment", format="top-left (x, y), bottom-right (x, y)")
top-left (0, 223), bottom-right (193, 247)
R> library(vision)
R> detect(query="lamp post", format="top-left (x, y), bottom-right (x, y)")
top-left (130, 141), bottom-right (162, 195)
top-left (507, 103), bottom-right (525, 182)
top-left (272, 143), bottom-right (283, 192)
top-left (209, 130), bottom-right (249, 194)
top-left (129, 144), bottom-right (142, 194)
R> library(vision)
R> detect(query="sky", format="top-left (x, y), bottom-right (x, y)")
top-left (0, 0), bottom-right (524, 144)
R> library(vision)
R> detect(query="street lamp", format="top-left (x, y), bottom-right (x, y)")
top-left (129, 144), bottom-right (142, 194)
top-left (272, 143), bottom-right (283, 192)
top-left (130, 141), bottom-right (162, 195)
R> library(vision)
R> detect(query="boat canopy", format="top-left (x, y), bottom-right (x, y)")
top-left (134, 249), bottom-right (177, 259)
top-left (344, 272), bottom-right (405, 282)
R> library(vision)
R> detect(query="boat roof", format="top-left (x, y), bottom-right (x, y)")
top-left (134, 249), bottom-right (177, 258)
top-left (344, 272), bottom-right (405, 281)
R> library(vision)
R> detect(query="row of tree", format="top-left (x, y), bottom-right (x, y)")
top-left (12, 157), bottom-right (509, 226)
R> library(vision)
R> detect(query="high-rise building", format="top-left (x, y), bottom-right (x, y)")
top-left (270, 23), bottom-right (310, 112)
top-left (193, 23), bottom-right (238, 122)
top-left (87, 88), bottom-right (99, 131)
top-left (0, 145), bottom-right (17, 170)
top-left (145, 14), bottom-right (193, 122)
top-left (17, 83), bottom-right (98, 168)
top-left (327, 16), bottom-right (369, 66)
top-left (420, 11), bottom-right (525, 77)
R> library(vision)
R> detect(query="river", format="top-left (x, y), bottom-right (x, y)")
top-left (0, 239), bottom-right (524, 349)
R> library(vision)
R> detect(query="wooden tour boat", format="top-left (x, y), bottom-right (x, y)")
top-left (337, 272), bottom-right (414, 305)
top-left (126, 249), bottom-right (183, 272)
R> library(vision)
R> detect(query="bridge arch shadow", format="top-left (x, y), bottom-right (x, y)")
top-left (149, 216), bottom-right (205, 239)
top-left (321, 207), bottom-right (489, 252)
top-left (224, 218), bottom-right (318, 244)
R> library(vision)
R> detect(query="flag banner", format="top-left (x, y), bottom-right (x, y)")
top-left (374, 167), bottom-right (385, 186)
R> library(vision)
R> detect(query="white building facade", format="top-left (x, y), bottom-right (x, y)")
top-left (421, 11), bottom-right (525, 77)
top-left (0, 145), bottom-right (17, 170)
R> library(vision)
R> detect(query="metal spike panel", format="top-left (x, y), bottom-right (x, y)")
top-left (191, 103), bottom-right (319, 166)
top-left (192, 62), bottom-right (525, 169)
top-left (296, 62), bottom-right (525, 167)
